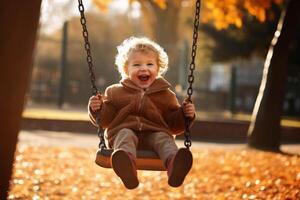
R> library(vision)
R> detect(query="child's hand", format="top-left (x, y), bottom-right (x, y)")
top-left (88, 94), bottom-right (103, 112)
top-left (182, 99), bottom-right (195, 119)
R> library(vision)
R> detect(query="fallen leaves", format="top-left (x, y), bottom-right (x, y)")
top-left (9, 145), bottom-right (300, 199)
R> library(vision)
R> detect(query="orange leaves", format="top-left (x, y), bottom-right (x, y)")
top-left (152, 0), bottom-right (167, 9)
top-left (244, 1), bottom-right (267, 22)
top-left (202, 0), bottom-right (243, 30)
top-left (9, 146), bottom-right (300, 199)
top-left (91, 0), bottom-right (284, 29)
top-left (202, 0), bottom-right (284, 29)
top-left (244, 0), bottom-right (272, 22)
top-left (92, 0), bottom-right (112, 12)
top-left (243, 0), bottom-right (283, 22)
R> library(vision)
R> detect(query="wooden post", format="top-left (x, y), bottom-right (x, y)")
top-left (58, 21), bottom-right (69, 108)
top-left (229, 65), bottom-right (237, 113)
top-left (0, 1), bottom-right (41, 199)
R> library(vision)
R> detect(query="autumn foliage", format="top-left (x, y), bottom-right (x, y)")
top-left (9, 145), bottom-right (300, 199)
top-left (202, 0), bottom-right (283, 29)
top-left (92, 0), bottom-right (284, 29)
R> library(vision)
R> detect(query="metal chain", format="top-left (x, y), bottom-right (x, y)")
top-left (78, 0), bottom-right (106, 149)
top-left (184, 0), bottom-right (201, 149)
top-left (78, 0), bottom-right (98, 95)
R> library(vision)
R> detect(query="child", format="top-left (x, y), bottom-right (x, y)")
top-left (88, 37), bottom-right (195, 189)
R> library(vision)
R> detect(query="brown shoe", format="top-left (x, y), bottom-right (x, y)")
top-left (111, 150), bottom-right (139, 189)
top-left (167, 148), bottom-right (193, 187)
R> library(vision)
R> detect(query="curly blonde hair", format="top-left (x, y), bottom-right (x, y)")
top-left (115, 37), bottom-right (169, 78)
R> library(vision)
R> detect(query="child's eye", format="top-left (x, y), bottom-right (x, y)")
top-left (147, 63), bottom-right (154, 66)
top-left (133, 64), bottom-right (140, 67)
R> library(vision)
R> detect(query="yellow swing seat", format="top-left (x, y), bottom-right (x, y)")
top-left (95, 148), bottom-right (166, 171)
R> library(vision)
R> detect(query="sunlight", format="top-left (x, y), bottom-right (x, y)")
top-left (40, 0), bottom-right (130, 35)
top-left (128, 1), bottom-right (141, 19)
top-left (109, 0), bottom-right (129, 13)
top-left (40, 0), bottom-right (82, 34)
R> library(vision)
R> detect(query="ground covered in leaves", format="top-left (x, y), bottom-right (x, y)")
top-left (9, 145), bottom-right (300, 200)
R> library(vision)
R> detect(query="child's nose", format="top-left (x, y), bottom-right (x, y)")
top-left (140, 64), bottom-right (147, 70)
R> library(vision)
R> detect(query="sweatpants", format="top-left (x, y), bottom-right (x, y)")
top-left (112, 128), bottom-right (178, 167)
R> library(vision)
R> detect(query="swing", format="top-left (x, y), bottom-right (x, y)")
top-left (78, 0), bottom-right (201, 171)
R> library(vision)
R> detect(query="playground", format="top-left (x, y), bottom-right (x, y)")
top-left (1, 0), bottom-right (300, 199)
top-left (8, 107), bottom-right (300, 199)
top-left (8, 129), bottom-right (300, 199)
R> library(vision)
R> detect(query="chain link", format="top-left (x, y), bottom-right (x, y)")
top-left (184, 0), bottom-right (201, 149)
top-left (78, 0), bottom-right (106, 149)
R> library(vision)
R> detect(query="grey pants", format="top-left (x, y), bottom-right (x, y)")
top-left (113, 128), bottom-right (178, 166)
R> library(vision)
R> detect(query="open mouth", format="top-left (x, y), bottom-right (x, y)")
top-left (138, 75), bottom-right (150, 82)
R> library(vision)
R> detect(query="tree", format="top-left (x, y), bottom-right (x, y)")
top-left (247, 0), bottom-right (300, 151)
top-left (200, 6), bottom-right (281, 62)
top-left (0, 1), bottom-right (41, 199)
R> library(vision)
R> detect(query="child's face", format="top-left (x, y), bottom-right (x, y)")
top-left (125, 50), bottom-right (159, 89)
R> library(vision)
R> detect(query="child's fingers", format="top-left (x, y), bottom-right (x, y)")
top-left (184, 109), bottom-right (194, 115)
top-left (185, 109), bottom-right (194, 115)
top-left (184, 103), bottom-right (193, 108)
top-left (182, 99), bottom-right (189, 106)
top-left (90, 98), bottom-right (102, 103)
top-left (90, 103), bottom-right (102, 111)
top-left (90, 101), bottom-right (102, 107)
top-left (184, 112), bottom-right (194, 118)
top-left (93, 106), bottom-right (101, 111)
top-left (183, 102), bottom-right (195, 119)
top-left (90, 94), bottom-right (102, 100)
top-left (96, 93), bottom-right (102, 100)
top-left (89, 94), bottom-right (103, 112)
top-left (183, 103), bottom-right (195, 111)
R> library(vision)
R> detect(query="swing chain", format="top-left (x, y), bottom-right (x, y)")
top-left (78, 0), bottom-right (106, 149)
top-left (78, 0), bottom-right (98, 95)
top-left (96, 117), bottom-right (106, 149)
top-left (184, 0), bottom-right (201, 149)
top-left (187, 0), bottom-right (200, 101)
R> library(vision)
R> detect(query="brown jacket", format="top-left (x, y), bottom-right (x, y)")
top-left (89, 77), bottom-right (194, 147)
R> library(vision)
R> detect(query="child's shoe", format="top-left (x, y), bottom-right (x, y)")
top-left (111, 150), bottom-right (139, 189)
top-left (167, 148), bottom-right (193, 187)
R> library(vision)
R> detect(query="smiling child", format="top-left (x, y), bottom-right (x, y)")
top-left (88, 37), bottom-right (195, 189)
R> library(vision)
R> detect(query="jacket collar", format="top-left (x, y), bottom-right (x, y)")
top-left (120, 77), bottom-right (171, 94)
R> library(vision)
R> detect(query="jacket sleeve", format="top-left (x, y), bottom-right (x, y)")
top-left (88, 86), bottom-right (117, 128)
top-left (163, 90), bottom-right (196, 135)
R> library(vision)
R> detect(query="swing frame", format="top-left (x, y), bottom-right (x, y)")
top-left (78, 0), bottom-right (201, 171)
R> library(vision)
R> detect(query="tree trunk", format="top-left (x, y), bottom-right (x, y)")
top-left (0, 1), bottom-right (41, 199)
top-left (247, 0), bottom-right (300, 151)
top-left (141, 0), bottom-right (182, 85)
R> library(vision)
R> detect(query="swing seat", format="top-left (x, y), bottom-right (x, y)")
top-left (95, 148), bottom-right (166, 171)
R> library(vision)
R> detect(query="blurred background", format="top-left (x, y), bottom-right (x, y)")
top-left (26, 0), bottom-right (300, 118)
top-left (3, 1), bottom-right (300, 199)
